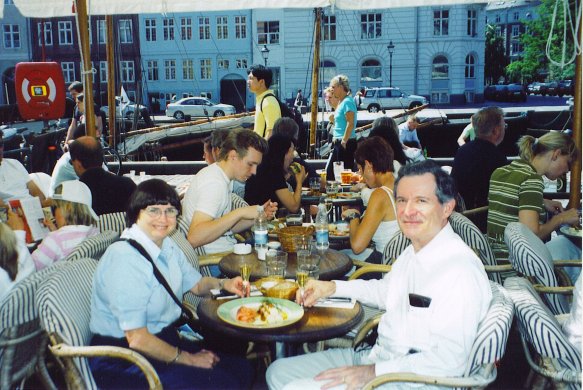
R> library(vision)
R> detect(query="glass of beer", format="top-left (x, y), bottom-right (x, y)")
top-left (340, 170), bottom-right (352, 185)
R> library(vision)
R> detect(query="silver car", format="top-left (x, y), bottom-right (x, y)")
top-left (165, 97), bottom-right (236, 120)
top-left (100, 96), bottom-right (147, 119)
top-left (361, 87), bottom-right (428, 112)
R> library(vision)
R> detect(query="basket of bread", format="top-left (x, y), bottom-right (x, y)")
top-left (254, 278), bottom-right (298, 300)
top-left (274, 225), bottom-right (315, 252)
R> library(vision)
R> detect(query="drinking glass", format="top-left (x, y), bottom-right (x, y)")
top-left (309, 177), bottom-right (320, 195)
top-left (265, 250), bottom-right (288, 279)
top-left (298, 263), bottom-right (320, 280)
top-left (333, 161), bottom-right (344, 182)
top-left (296, 268), bottom-right (309, 304)
top-left (340, 170), bottom-right (352, 185)
top-left (326, 181), bottom-right (339, 199)
top-left (293, 235), bottom-right (313, 254)
top-left (240, 263), bottom-right (251, 295)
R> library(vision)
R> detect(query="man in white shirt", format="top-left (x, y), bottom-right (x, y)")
top-left (0, 130), bottom-right (47, 205)
top-left (182, 129), bottom-right (277, 254)
top-left (266, 160), bottom-right (492, 390)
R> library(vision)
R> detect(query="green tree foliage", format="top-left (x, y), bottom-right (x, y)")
top-left (507, 0), bottom-right (576, 82)
top-left (485, 24), bottom-right (508, 85)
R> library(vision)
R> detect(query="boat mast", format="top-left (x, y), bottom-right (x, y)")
top-left (309, 8), bottom-right (322, 157)
top-left (569, 47), bottom-right (581, 208)
top-left (106, 15), bottom-right (116, 147)
top-left (74, 0), bottom-right (96, 136)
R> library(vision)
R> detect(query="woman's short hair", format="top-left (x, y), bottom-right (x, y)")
top-left (263, 134), bottom-right (294, 174)
top-left (126, 179), bottom-right (181, 226)
top-left (272, 117), bottom-right (299, 143)
top-left (369, 117), bottom-right (408, 165)
top-left (330, 75), bottom-right (350, 93)
top-left (518, 131), bottom-right (579, 163)
top-left (0, 223), bottom-right (18, 281)
top-left (53, 183), bottom-right (96, 226)
top-left (354, 136), bottom-right (394, 173)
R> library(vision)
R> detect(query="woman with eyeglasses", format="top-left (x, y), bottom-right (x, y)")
top-left (89, 179), bottom-right (251, 389)
top-left (487, 132), bottom-right (580, 282)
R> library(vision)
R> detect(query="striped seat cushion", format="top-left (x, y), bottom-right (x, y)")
top-left (64, 230), bottom-right (120, 262)
top-left (381, 231), bottom-right (410, 265)
top-left (465, 281), bottom-right (514, 378)
top-left (36, 258), bottom-right (99, 389)
top-left (169, 229), bottom-right (204, 307)
top-left (97, 212), bottom-right (127, 235)
top-left (449, 212), bottom-right (503, 284)
top-left (505, 277), bottom-right (581, 388)
top-left (504, 222), bottom-right (569, 315)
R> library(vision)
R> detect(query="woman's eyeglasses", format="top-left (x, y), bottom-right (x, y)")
top-left (144, 207), bottom-right (179, 219)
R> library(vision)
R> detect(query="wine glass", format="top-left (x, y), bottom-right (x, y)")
top-left (296, 269), bottom-right (309, 305)
top-left (240, 263), bottom-right (251, 296)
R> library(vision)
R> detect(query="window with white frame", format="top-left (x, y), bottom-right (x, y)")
top-left (61, 62), bottom-right (75, 83)
top-left (97, 20), bottom-right (106, 44)
top-left (433, 9), bottom-right (449, 36)
top-left (513, 11), bottom-right (519, 21)
top-left (360, 59), bottom-right (382, 82)
top-left (165, 59), bottom-right (176, 80)
top-left (235, 16), bottom-right (246, 39)
top-left (119, 19), bottom-right (133, 44)
top-left (495, 14), bottom-right (500, 23)
top-left (495, 26), bottom-right (502, 36)
top-left (431, 91), bottom-right (449, 104)
top-left (163, 18), bottom-right (175, 40)
top-left (360, 13), bottom-right (381, 39)
top-left (120, 61), bottom-right (135, 82)
top-left (145, 18), bottom-right (156, 41)
top-left (182, 59), bottom-right (194, 80)
top-left (99, 61), bottom-right (107, 83)
top-left (3, 24), bottom-right (20, 48)
top-left (464, 54), bottom-right (476, 79)
top-left (236, 58), bottom-right (248, 69)
top-left (147, 60), bottom-right (159, 81)
top-left (200, 59), bottom-right (212, 80)
top-left (322, 15), bottom-right (336, 41)
top-left (321, 60), bottom-right (337, 83)
top-left (199, 17), bottom-right (210, 40)
top-left (467, 9), bottom-right (477, 36)
top-left (432, 55), bottom-right (449, 79)
top-left (180, 17), bottom-right (192, 40)
top-left (58, 21), bottom-right (73, 45)
top-left (218, 59), bottom-right (229, 70)
top-left (37, 22), bottom-right (52, 45)
top-left (511, 25), bottom-right (520, 37)
top-left (510, 42), bottom-right (522, 55)
top-left (217, 16), bottom-right (228, 39)
top-left (257, 21), bottom-right (279, 44)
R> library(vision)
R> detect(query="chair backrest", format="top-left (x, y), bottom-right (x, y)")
top-left (504, 222), bottom-right (569, 315)
top-left (381, 231), bottom-right (410, 265)
top-left (36, 258), bottom-right (99, 389)
top-left (505, 277), bottom-right (581, 388)
top-left (449, 212), bottom-right (502, 284)
top-left (64, 230), bottom-right (120, 262)
top-left (464, 281), bottom-right (514, 379)
top-left (0, 263), bottom-right (65, 389)
top-left (97, 212), bottom-right (127, 234)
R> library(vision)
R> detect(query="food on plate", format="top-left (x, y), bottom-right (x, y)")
top-left (290, 162), bottom-right (302, 174)
top-left (565, 226), bottom-right (582, 237)
top-left (336, 192), bottom-right (357, 199)
top-left (236, 301), bottom-right (288, 324)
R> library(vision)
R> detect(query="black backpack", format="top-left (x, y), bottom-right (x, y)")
top-left (260, 93), bottom-right (306, 150)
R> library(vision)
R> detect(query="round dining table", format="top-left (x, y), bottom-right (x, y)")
top-left (197, 297), bottom-right (363, 358)
top-left (219, 249), bottom-right (352, 281)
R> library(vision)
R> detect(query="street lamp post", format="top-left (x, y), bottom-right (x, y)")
top-left (387, 41), bottom-right (395, 87)
top-left (261, 44), bottom-right (270, 67)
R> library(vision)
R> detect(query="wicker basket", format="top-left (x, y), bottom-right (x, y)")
top-left (254, 278), bottom-right (298, 300)
top-left (275, 225), bottom-right (315, 252)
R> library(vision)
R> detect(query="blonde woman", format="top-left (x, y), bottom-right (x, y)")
top-left (487, 131), bottom-right (580, 281)
top-left (0, 212), bottom-right (35, 300)
top-left (32, 180), bottom-right (99, 270)
top-left (327, 75), bottom-right (357, 180)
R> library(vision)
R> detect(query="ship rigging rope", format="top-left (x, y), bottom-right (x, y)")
top-left (546, 0), bottom-right (582, 68)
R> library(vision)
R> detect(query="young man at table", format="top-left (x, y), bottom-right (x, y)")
top-left (182, 129), bottom-right (277, 256)
top-left (266, 160), bottom-right (492, 390)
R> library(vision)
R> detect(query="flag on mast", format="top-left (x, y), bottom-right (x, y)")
top-left (120, 86), bottom-right (130, 111)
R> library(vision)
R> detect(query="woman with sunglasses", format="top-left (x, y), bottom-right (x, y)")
top-left (89, 179), bottom-right (251, 389)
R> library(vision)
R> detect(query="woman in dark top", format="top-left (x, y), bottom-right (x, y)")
top-left (245, 134), bottom-right (307, 214)
top-left (368, 116), bottom-right (408, 167)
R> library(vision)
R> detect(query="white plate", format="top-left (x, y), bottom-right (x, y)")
top-left (560, 225), bottom-right (582, 238)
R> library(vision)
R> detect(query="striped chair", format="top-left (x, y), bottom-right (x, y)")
top-left (0, 263), bottom-right (65, 390)
top-left (36, 258), bottom-right (160, 390)
top-left (362, 281), bottom-right (514, 389)
top-left (381, 231), bottom-right (410, 266)
top-left (97, 212), bottom-right (127, 235)
top-left (504, 277), bottom-right (581, 389)
top-left (504, 222), bottom-right (573, 315)
top-left (63, 230), bottom-right (120, 262)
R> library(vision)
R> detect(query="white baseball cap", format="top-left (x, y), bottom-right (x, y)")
top-left (52, 180), bottom-right (99, 221)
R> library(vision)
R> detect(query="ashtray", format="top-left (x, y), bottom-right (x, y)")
top-left (233, 243), bottom-right (252, 255)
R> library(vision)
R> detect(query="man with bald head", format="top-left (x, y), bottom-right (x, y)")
top-left (69, 136), bottom-right (136, 215)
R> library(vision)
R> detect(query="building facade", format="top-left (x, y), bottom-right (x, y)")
top-left (0, 0), bottom-right (31, 106)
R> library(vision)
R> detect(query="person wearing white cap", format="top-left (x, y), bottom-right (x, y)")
top-left (31, 180), bottom-right (99, 270)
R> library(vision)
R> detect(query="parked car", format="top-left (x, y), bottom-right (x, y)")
top-left (165, 97), bottom-right (236, 120)
top-left (527, 82), bottom-right (549, 95)
top-left (558, 80), bottom-right (574, 97)
top-left (361, 87), bottom-right (428, 112)
top-left (484, 84), bottom-right (527, 102)
top-left (546, 81), bottom-right (560, 96)
top-left (100, 97), bottom-right (147, 119)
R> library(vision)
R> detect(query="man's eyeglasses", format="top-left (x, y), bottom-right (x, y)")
top-left (144, 206), bottom-right (179, 219)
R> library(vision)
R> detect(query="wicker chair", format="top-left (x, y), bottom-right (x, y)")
top-left (359, 281), bottom-right (514, 389)
top-left (0, 263), bottom-right (65, 390)
top-left (504, 277), bottom-right (581, 389)
top-left (504, 222), bottom-right (579, 315)
top-left (36, 258), bottom-right (161, 390)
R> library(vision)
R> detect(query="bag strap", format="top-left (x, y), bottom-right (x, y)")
top-left (123, 238), bottom-right (195, 322)
top-left (259, 93), bottom-right (276, 137)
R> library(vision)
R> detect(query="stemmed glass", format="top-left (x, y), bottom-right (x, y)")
top-left (296, 268), bottom-right (308, 305)
top-left (240, 263), bottom-right (251, 296)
